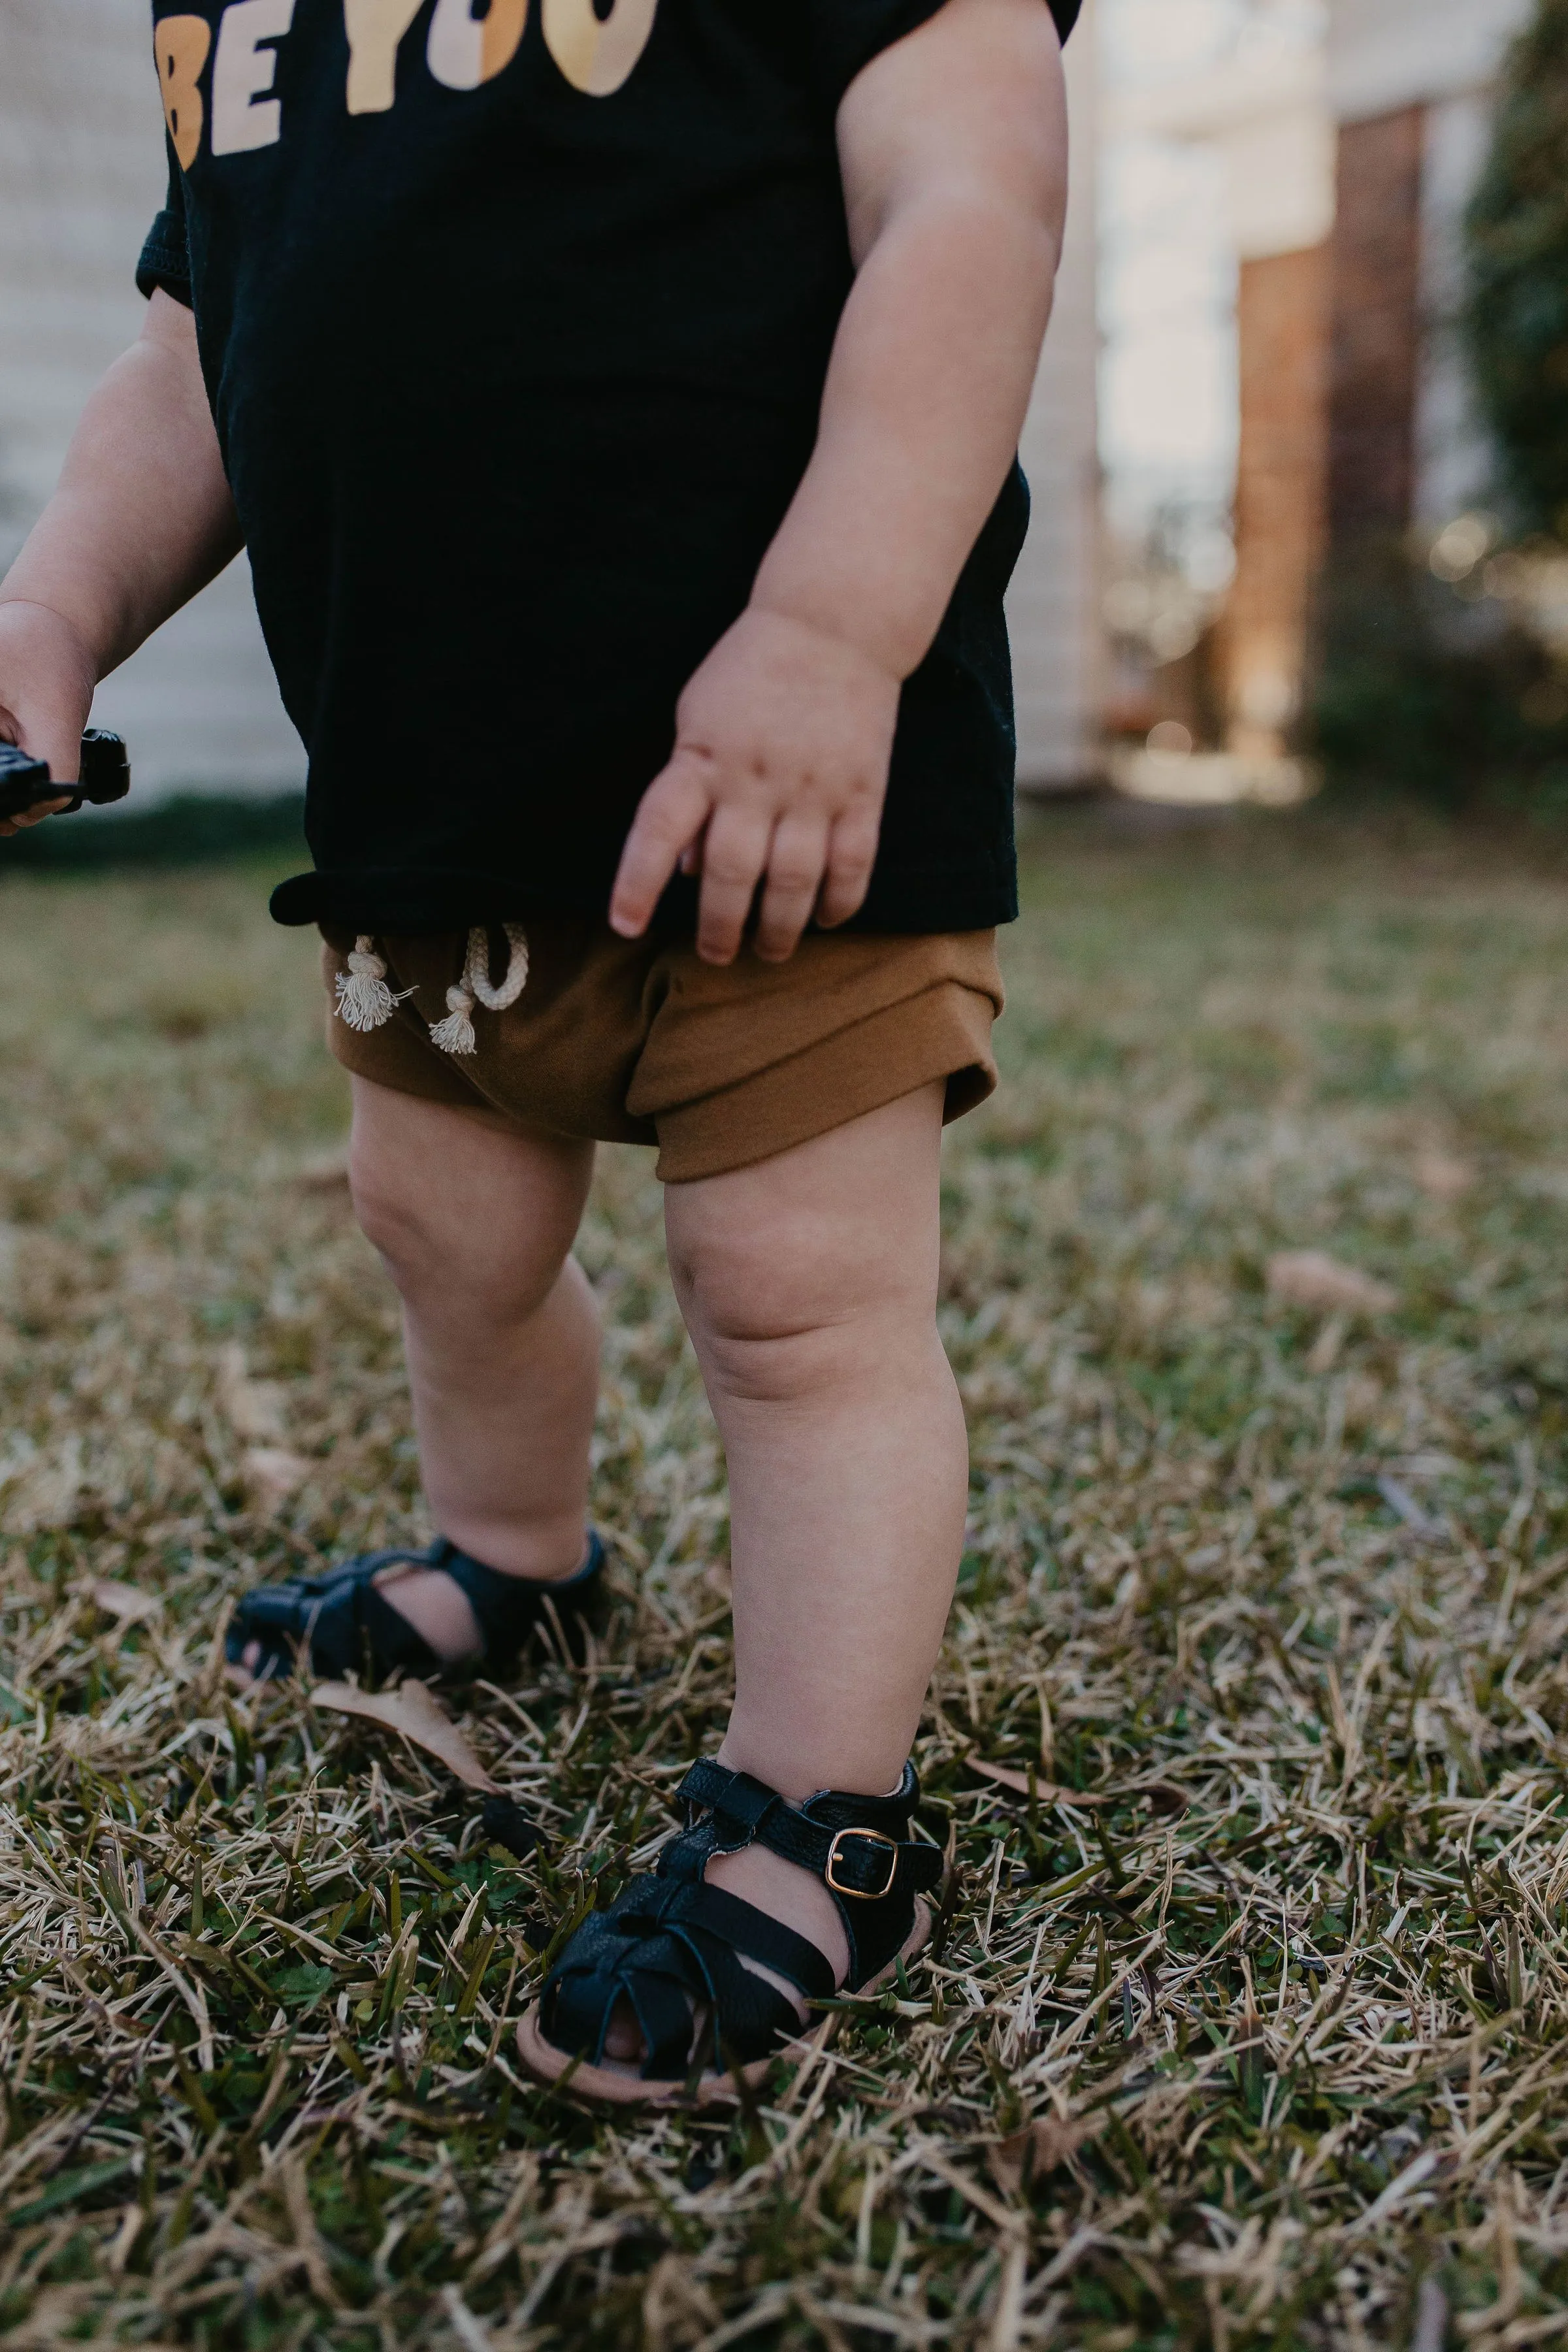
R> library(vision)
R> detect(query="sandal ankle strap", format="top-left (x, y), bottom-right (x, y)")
top-left (433, 1533), bottom-right (604, 1651)
top-left (229, 1531), bottom-right (604, 1684)
top-left (671, 1758), bottom-right (943, 1903)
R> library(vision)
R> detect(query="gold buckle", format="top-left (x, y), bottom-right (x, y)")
top-left (825, 1827), bottom-right (900, 1901)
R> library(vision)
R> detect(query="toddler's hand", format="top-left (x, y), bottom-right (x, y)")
top-left (0, 602), bottom-right (97, 838)
top-left (610, 606), bottom-right (900, 964)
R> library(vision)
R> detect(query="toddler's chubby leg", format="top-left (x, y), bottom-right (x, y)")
top-left (662, 1081), bottom-right (967, 2000)
top-left (349, 1077), bottom-right (601, 1656)
top-left (238, 1075), bottom-right (600, 1677)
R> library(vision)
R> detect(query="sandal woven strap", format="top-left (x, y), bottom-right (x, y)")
top-left (228, 1533), bottom-right (604, 1683)
top-left (543, 1876), bottom-right (836, 2082)
top-left (538, 1754), bottom-right (944, 2082)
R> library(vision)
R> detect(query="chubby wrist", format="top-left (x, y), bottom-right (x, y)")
top-left (0, 595), bottom-right (106, 689)
top-left (743, 587), bottom-right (916, 687)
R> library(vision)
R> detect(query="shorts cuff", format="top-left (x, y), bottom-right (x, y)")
top-left (653, 979), bottom-right (998, 1184)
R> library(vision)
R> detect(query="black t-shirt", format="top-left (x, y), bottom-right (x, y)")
top-left (139, 0), bottom-right (1079, 936)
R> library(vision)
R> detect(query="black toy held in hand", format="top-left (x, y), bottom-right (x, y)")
top-left (0, 730), bottom-right (131, 823)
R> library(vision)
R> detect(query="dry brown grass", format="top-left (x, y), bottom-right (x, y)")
top-left (3, 808), bottom-right (1568, 2349)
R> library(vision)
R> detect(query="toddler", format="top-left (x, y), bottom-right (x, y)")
top-left (0, 0), bottom-right (1074, 2101)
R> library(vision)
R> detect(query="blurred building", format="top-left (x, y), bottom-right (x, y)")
top-left (1327, 0), bottom-right (1531, 546)
top-left (1115, 0), bottom-right (1531, 768)
top-left (0, 0), bottom-right (1104, 804)
top-left (1009, 1), bottom-right (1106, 791)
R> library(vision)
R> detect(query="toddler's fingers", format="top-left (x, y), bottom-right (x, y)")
top-left (695, 804), bottom-right (774, 965)
top-left (815, 804), bottom-right (882, 929)
top-left (754, 815), bottom-right (831, 962)
top-left (610, 756), bottom-right (713, 938)
top-left (0, 794), bottom-right (73, 839)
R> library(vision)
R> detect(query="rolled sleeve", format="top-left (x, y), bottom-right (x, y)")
top-left (810, 0), bottom-right (1080, 108)
top-left (136, 142), bottom-right (193, 307)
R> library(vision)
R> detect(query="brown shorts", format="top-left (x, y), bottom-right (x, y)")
top-left (321, 920), bottom-right (1002, 1183)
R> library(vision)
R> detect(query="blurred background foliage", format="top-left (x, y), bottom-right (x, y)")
top-left (0, 794), bottom-right (307, 871)
top-left (1312, 538), bottom-right (1568, 813)
top-left (1468, 0), bottom-right (1568, 540)
top-left (1311, 0), bottom-right (1568, 812)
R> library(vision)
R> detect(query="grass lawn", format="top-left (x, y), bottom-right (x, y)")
top-left (2, 805), bottom-right (1567, 2349)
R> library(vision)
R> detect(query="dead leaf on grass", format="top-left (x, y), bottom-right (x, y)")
top-left (291, 1145), bottom-right (351, 1193)
top-left (312, 1677), bottom-right (498, 1792)
top-left (5, 1439), bottom-right (85, 1534)
top-left (1266, 1250), bottom-right (1397, 1316)
top-left (243, 1445), bottom-right (312, 1507)
top-left (84, 1580), bottom-right (160, 1625)
top-left (1414, 1150), bottom-right (1477, 1203)
top-left (217, 1343), bottom-right (289, 1443)
top-left (987, 2113), bottom-right (1100, 2197)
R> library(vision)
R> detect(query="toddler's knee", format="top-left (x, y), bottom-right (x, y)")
top-left (348, 1145), bottom-right (452, 1289)
top-left (349, 1141), bottom-right (580, 1328)
top-left (672, 1218), bottom-right (934, 1403)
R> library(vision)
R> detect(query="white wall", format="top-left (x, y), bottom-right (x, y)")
top-left (1112, 43), bottom-right (1334, 266)
top-left (1009, 0), bottom-right (1104, 789)
top-left (1414, 90), bottom-right (1497, 527)
top-left (0, 1), bottom-right (301, 800)
top-left (1328, 0), bottom-right (1531, 124)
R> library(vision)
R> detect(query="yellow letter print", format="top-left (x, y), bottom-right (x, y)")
top-left (542, 0), bottom-right (658, 95)
top-left (344, 0), bottom-right (424, 114)
top-left (155, 14), bottom-right (213, 169)
top-left (427, 0), bottom-right (529, 90)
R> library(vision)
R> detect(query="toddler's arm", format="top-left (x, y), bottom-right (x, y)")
top-left (612, 0), bottom-right (1068, 964)
top-left (0, 293), bottom-right (241, 836)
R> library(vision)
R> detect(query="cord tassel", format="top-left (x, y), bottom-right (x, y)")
top-left (429, 994), bottom-right (478, 1057)
top-left (334, 936), bottom-right (413, 1033)
top-left (430, 924), bottom-right (530, 1057)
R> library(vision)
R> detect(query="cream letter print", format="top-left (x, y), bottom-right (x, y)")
top-left (211, 0), bottom-right (297, 154)
top-left (344, 0), bottom-right (425, 114)
top-left (155, 15), bottom-right (212, 169)
top-left (428, 0), bottom-right (529, 90)
top-left (542, 0), bottom-right (658, 95)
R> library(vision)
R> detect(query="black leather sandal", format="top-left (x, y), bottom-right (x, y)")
top-left (516, 1756), bottom-right (943, 2107)
top-left (226, 1533), bottom-right (605, 1684)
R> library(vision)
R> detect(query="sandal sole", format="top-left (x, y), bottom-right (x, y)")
top-left (515, 1897), bottom-right (934, 2111)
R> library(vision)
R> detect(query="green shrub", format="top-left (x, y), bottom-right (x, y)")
top-left (1467, 0), bottom-right (1568, 536)
top-left (0, 791), bottom-right (306, 872)
top-left (1311, 6), bottom-right (1568, 813)
top-left (1309, 540), bottom-right (1568, 811)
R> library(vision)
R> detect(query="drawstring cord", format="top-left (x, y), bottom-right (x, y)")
top-left (333, 927), bottom-right (530, 1056)
top-left (429, 924), bottom-right (531, 1056)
